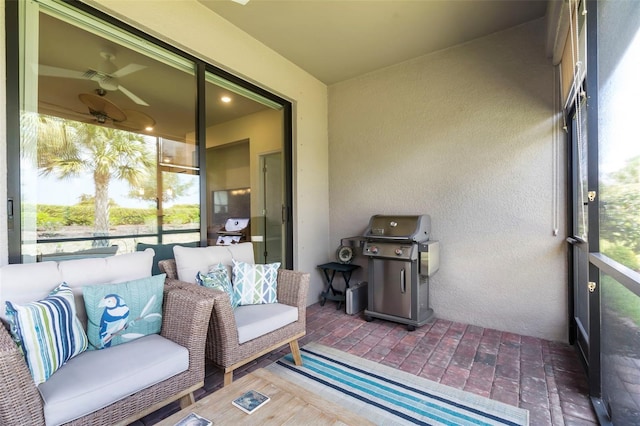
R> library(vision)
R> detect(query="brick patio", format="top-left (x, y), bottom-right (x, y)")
top-left (136, 302), bottom-right (598, 425)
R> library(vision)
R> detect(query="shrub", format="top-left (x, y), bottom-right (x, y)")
top-left (602, 241), bottom-right (640, 271)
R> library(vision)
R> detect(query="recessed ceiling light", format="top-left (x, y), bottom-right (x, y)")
top-left (145, 126), bottom-right (154, 131)
top-left (221, 96), bottom-right (232, 103)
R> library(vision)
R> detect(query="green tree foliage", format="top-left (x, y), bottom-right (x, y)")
top-left (35, 203), bottom-right (198, 229)
top-left (600, 155), bottom-right (640, 270)
top-left (164, 204), bottom-right (200, 225)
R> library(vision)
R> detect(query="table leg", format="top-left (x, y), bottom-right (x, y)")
top-left (320, 268), bottom-right (338, 306)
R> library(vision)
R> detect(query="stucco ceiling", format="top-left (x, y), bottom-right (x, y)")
top-left (37, 1), bottom-right (549, 140)
top-left (199, 0), bottom-right (549, 85)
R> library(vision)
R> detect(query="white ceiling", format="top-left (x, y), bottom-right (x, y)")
top-left (199, 0), bottom-right (549, 85)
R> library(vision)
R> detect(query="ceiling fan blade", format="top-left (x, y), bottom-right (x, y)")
top-left (117, 109), bottom-right (156, 131)
top-left (39, 101), bottom-right (93, 122)
top-left (39, 64), bottom-right (86, 79)
top-left (78, 93), bottom-right (127, 122)
top-left (111, 63), bottom-right (146, 78)
top-left (118, 85), bottom-right (149, 106)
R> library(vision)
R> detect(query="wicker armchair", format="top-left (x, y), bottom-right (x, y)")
top-left (159, 259), bottom-right (310, 386)
top-left (0, 287), bottom-right (214, 426)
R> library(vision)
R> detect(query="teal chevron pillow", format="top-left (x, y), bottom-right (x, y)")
top-left (83, 274), bottom-right (165, 350)
top-left (196, 263), bottom-right (239, 308)
top-left (5, 282), bottom-right (88, 385)
top-left (232, 260), bottom-right (280, 305)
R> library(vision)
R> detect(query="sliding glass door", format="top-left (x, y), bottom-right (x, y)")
top-left (14, 0), bottom-right (199, 262)
top-left (204, 71), bottom-right (286, 263)
top-left (7, 0), bottom-right (293, 267)
top-left (593, 0), bottom-right (640, 422)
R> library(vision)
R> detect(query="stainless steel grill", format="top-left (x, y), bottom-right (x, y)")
top-left (362, 214), bottom-right (439, 330)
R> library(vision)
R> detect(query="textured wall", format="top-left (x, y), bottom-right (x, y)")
top-left (328, 19), bottom-right (568, 341)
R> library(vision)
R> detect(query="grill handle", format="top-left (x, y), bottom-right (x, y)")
top-left (400, 268), bottom-right (406, 293)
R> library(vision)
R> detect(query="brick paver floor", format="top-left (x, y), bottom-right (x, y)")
top-left (136, 302), bottom-right (598, 425)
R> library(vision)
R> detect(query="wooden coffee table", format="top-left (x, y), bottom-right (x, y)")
top-left (156, 368), bottom-right (374, 425)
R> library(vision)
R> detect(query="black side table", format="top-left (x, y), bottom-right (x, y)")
top-left (317, 262), bottom-right (360, 310)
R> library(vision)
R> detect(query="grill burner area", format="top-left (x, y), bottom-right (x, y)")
top-left (362, 214), bottom-right (439, 330)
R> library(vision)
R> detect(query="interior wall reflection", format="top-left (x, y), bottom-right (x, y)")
top-left (204, 70), bottom-right (285, 261)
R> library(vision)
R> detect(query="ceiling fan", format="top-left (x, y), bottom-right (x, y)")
top-left (77, 92), bottom-right (155, 130)
top-left (39, 91), bottom-right (156, 131)
top-left (39, 51), bottom-right (149, 106)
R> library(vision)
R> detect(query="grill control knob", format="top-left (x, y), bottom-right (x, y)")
top-left (369, 246), bottom-right (379, 254)
top-left (395, 248), bottom-right (403, 256)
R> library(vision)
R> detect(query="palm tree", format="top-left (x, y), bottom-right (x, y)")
top-left (36, 116), bottom-right (154, 244)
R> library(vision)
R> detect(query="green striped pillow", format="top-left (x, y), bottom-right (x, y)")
top-left (5, 282), bottom-right (88, 385)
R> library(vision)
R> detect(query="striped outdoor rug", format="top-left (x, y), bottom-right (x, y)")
top-left (266, 342), bottom-right (529, 426)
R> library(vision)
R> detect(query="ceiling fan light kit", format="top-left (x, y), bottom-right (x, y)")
top-left (78, 93), bottom-right (127, 122)
top-left (77, 92), bottom-right (154, 131)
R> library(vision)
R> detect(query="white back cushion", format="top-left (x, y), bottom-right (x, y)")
top-left (0, 249), bottom-right (155, 325)
top-left (173, 243), bottom-right (255, 283)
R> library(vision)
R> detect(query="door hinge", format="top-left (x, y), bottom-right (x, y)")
top-left (588, 282), bottom-right (597, 293)
top-left (588, 191), bottom-right (596, 202)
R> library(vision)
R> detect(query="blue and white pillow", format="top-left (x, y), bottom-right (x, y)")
top-left (5, 282), bottom-right (88, 385)
top-left (83, 274), bottom-right (165, 350)
top-left (232, 260), bottom-right (280, 305)
top-left (196, 263), bottom-right (239, 308)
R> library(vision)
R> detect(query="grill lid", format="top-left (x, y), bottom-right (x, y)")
top-left (363, 214), bottom-right (431, 242)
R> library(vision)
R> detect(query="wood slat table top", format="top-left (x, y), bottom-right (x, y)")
top-left (156, 368), bottom-right (374, 426)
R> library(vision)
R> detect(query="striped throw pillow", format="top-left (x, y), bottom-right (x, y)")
top-left (5, 282), bottom-right (88, 385)
top-left (232, 260), bottom-right (280, 305)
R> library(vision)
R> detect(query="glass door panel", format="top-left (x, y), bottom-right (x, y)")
top-left (263, 152), bottom-right (283, 264)
top-left (204, 70), bottom-right (285, 258)
top-left (597, 0), bottom-right (640, 420)
top-left (20, 0), bottom-right (198, 261)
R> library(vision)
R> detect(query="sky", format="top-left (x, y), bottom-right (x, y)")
top-left (36, 173), bottom-right (198, 208)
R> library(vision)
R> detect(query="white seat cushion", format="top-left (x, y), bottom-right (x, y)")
top-left (38, 334), bottom-right (188, 426)
top-left (234, 303), bottom-right (298, 344)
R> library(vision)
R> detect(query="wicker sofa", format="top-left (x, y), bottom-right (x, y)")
top-left (158, 243), bottom-right (310, 386)
top-left (0, 249), bottom-right (214, 426)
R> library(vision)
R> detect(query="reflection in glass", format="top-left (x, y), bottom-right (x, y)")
top-left (204, 70), bottom-right (285, 261)
top-left (21, 2), bottom-right (198, 260)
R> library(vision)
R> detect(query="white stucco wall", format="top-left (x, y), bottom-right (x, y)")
top-left (328, 19), bottom-right (568, 341)
top-left (0, 0), bottom-right (331, 303)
